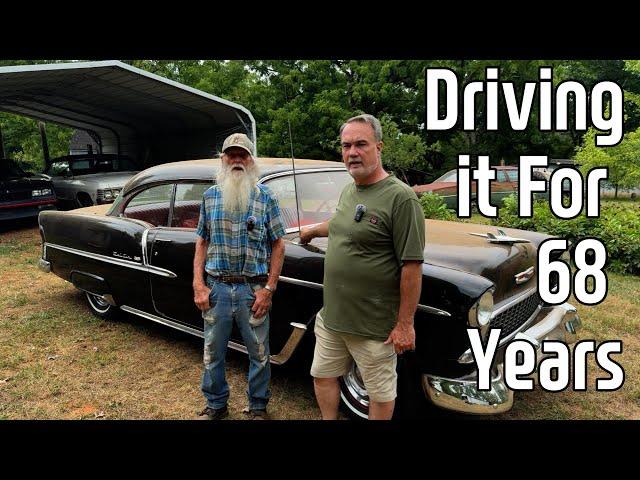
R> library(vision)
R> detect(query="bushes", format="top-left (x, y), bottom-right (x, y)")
top-left (419, 192), bottom-right (454, 221)
top-left (494, 195), bottom-right (640, 275)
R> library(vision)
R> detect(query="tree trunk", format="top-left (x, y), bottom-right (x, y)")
top-left (0, 123), bottom-right (5, 159)
top-left (38, 121), bottom-right (50, 170)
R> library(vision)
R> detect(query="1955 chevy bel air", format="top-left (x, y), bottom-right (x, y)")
top-left (37, 157), bottom-right (582, 418)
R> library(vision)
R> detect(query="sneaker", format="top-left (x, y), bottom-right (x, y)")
top-left (242, 407), bottom-right (269, 420)
top-left (198, 405), bottom-right (229, 420)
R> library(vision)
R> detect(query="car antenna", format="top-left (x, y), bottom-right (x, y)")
top-left (283, 82), bottom-right (303, 239)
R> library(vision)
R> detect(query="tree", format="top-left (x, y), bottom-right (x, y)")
top-left (575, 127), bottom-right (640, 197)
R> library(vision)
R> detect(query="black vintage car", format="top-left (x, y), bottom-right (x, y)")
top-left (1, 159), bottom-right (57, 221)
top-left (37, 158), bottom-right (582, 418)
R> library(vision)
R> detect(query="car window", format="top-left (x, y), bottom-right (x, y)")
top-left (48, 161), bottom-right (70, 176)
top-left (435, 170), bottom-right (457, 182)
top-left (265, 170), bottom-right (352, 229)
top-left (123, 184), bottom-right (173, 227)
top-left (172, 183), bottom-right (212, 228)
top-left (496, 170), bottom-right (509, 182)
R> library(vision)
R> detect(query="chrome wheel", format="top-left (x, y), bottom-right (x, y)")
top-left (339, 363), bottom-right (369, 419)
top-left (85, 291), bottom-right (115, 318)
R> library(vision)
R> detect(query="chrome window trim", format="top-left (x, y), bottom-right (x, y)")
top-left (45, 242), bottom-right (177, 278)
top-left (141, 228), bottom-right (149, 265)
top-left (259, 167), bottom-right (348, 184)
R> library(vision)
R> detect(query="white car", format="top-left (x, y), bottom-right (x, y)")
top-left (45, 154), bottom-right (140, 208)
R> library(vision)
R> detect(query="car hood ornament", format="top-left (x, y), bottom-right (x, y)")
top-left (469, 229), bottom-right (531, 244)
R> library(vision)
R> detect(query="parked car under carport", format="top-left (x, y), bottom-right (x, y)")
top-left (45, 154), bottom-right (140, 209)
top-left (0, 158), bottom-right (57, 221)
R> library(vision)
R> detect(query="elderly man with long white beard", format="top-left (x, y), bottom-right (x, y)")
top-left (193, 133), bottom-right (286, 420)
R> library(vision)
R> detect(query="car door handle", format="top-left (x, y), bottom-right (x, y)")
top-left (155, 238), bottom-right (173, 243)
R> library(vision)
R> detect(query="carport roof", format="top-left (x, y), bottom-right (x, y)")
top-left (0, 60), bottom-right (256, 152)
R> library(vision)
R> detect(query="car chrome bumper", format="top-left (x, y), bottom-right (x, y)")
top-left (422, 302), bottom-right (581, 414)
top-left (38, 258), bottom-right (51, 273)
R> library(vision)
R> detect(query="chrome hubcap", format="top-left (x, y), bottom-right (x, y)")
top-left (87, 292), bottom-right (110, 312)
top-left (342, 363), bottom-right (369, 413)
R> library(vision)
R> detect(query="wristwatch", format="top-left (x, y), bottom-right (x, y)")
top-left (264, 284), bottom-right (275, 294)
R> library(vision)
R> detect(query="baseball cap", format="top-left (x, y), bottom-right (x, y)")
top-left (222, 133), bottom-right (254, 155)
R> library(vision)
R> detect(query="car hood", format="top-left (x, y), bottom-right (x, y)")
top-left (0, 177), bottom-right (53, 190)
top-left (56, 171), bottom-right (138, 188)
top-left (305, 219), bottom-right (551, 303)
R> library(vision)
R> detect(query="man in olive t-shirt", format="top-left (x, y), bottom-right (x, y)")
top-left (299, 114), bottom-right (425, 420)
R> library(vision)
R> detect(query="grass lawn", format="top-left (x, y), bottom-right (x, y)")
top-left (1, 217), bottom-right (638, 419)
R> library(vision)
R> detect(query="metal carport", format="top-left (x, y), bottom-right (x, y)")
top-left (0, 60), bottom-right (256, 168)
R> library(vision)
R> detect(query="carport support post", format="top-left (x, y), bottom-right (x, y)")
top-left (38, 121), bottom-right (50, 169)
top-left (0, 123), bottom-right (5, 159)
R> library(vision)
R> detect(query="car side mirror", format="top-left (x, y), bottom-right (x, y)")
top-left (64, 170), bottom-right (73, 178)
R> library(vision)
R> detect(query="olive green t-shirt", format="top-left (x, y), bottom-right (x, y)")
top-left (321, 174), bottom-right (426, 340)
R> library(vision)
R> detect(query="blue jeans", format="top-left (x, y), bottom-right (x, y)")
top-left (201, 278), bottom-right (271, 411)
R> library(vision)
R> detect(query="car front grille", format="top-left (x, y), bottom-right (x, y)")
top-left (2, 191), bottom-right (32, 202)
top-left (491, 291), bottom-right (542, 340)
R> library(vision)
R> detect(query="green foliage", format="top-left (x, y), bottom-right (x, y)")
top-left (419, 192), bottom-right (454, 220)
top-left (494, 194), bottom-right (640, 274)
top-left (2, 59), bottom-right (640, 183)
top-left (0, 112), bottom-right (73, 172)
top-left (575, 127), bottom-right (640, 195)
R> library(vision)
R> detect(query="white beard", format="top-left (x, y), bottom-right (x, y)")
top-left (217, 160), bottom-right (260, 213)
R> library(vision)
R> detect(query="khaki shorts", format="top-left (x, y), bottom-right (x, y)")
top-left (310, 312), bottom-right (397, 403)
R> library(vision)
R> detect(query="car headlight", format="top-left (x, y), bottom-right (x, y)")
top-left (468, 288), bottom-right (494, 335)
top-left (459, 289), bottom-right (495, 364)
top-left (102, 189), bottom-right (113, 200)
top-left (32, 189), bottom-right (53, 197)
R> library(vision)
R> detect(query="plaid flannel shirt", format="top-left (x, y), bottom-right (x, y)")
top-left (196, 183), bottom-right (286, 277)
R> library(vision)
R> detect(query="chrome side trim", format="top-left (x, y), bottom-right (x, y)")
top-left (120, 306), bottom-right (204, 338)
top-left (259, 167), bottom-right (347, 184)
top-left (45, 242), bottom-right (177, 278)
top-left (279, 275), bottom-right (323, 290)
top-left (119, 307), bottom-right (309, 365)
top-left (417, 304), bottom-right (452, 317)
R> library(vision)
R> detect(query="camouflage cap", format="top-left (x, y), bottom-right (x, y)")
top-left (222, 133), bottom-right (254, 155)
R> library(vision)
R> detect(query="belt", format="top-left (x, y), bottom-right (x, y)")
top-left (211, 275), bottom-right (268, 284)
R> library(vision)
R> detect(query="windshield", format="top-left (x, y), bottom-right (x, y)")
top-left (0, 160), bottom-right (27, 180)
top-left (264, 170), bottom-right (352, 229)
top-left (48, 155), bottom-right (139, 176)
top-left (435, 170), bottom-right (457, 183)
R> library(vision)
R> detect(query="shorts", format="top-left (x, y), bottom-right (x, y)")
top-left (310, 312), bottom-right (397, 403)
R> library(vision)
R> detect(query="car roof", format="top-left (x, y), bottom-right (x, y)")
top-left (50, 154), bottom-right (132, 161)
top-left (123, 157), bottom-right (346, 195)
